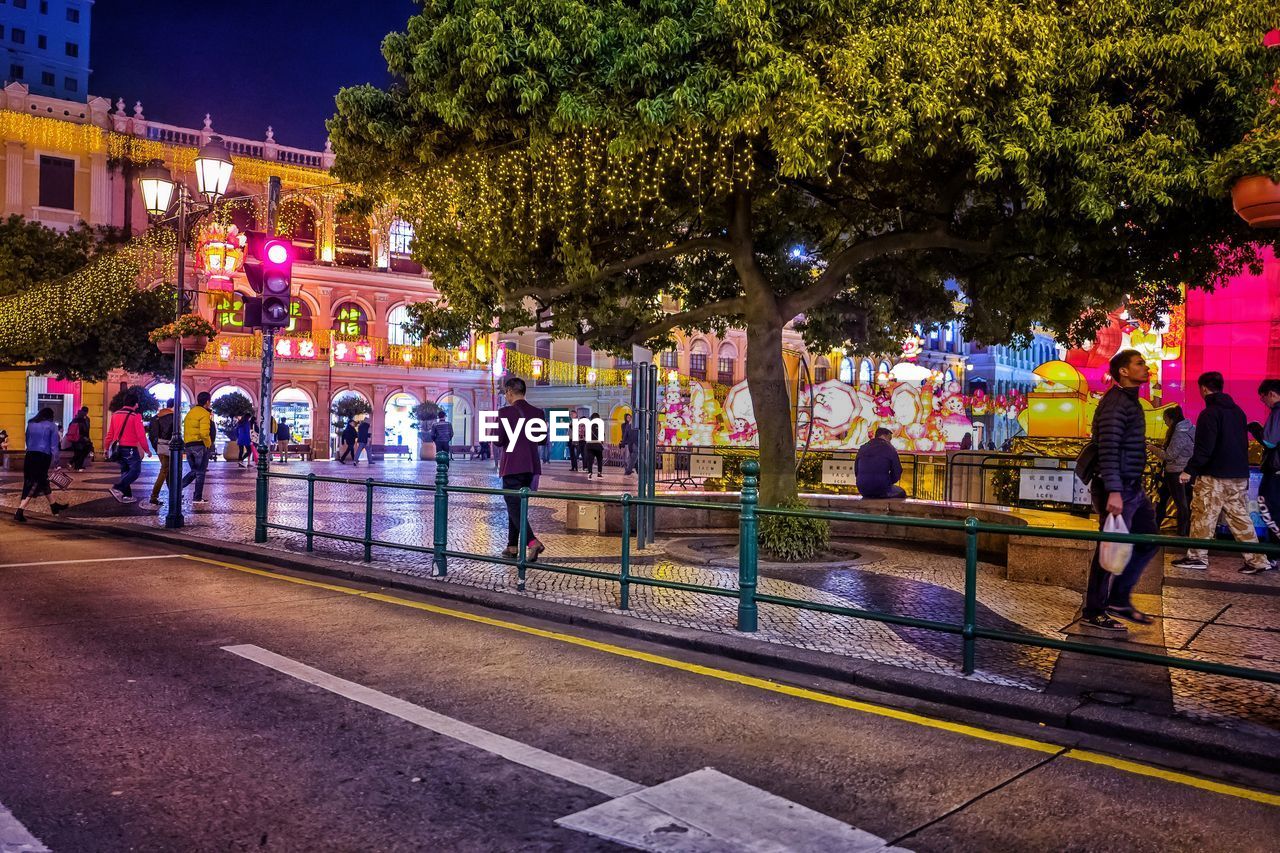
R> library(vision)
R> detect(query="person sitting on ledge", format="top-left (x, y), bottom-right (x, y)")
top-left (855, 428), bottom-right (907, 500)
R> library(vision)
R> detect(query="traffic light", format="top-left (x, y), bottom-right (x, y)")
top-left (243, 231), bottom-right (293, 329)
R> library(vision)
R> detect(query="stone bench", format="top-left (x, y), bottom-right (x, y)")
top-left (563, 491), bottom-right (1158, 595)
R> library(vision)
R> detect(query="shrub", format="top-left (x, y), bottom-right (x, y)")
top-left (758, 496), bottom-right (830, 562)
top-left (331, 393), bottom-right (373, 423)
top-left (108, 384), bottom-right (160, 415)
top-left (212, 391), bottom-right (255, 440)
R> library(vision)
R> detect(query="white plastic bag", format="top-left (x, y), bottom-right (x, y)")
top-left (1099, 513), bottom-right (1132, 575)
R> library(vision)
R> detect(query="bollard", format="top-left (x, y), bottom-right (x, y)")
top-left (363, 478), bottom-right (375, 562)
top-left (433, 451), bottom-right (449, 576)
top-left (962, 516), bottom-right (979, 674)
top-left (516, 487), bottom-right (530, 591)
top-left (305, 473), bottom-right (316, 552)
top-left (737, 460), bottom-right (760, 632)
top-left (254, 465), bottom-right (268, 543)
top-left (620, 494), bottom-right (632, 610)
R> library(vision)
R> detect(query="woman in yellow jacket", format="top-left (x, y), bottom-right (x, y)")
top-left (180, 391), bottom-right (213, 508)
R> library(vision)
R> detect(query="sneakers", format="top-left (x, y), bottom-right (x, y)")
top-left (1106, 605), bottom-right (1155, 625)
top-left (586, 472), bottom-right (594, 481)
top-left (1171, 557), bottom-right (1208, 570)
top-left (1239, 562), bottom-right (1277, 575)
top-left (1081, 613), bottom-right (1127, 632)
top-left (109, 487), bottom-right (136, 504)
top-left (192, 499), bottom-right (211, 511)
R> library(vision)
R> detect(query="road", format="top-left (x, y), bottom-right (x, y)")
top-left (1, 522), bottom-right (1278, 852)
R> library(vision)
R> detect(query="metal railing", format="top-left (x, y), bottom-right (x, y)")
top-left (254, 455), bottom-right (1280, 688)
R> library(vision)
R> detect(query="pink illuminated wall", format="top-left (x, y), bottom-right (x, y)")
top-left (1184, 247), bottom-right (1280, 423)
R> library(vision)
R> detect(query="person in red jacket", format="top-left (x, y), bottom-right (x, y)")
top-left (103, 391), bottom-right (152, 503)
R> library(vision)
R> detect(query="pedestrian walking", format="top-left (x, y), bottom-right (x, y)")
top-left (1249, 378), bottom-right (1280, 572)
top-left (14, 408), bottom-right (69, 522)
top-left (567, 411), bottom-right (582, 471)
top-left (274, 418), bottom-right (291, 462)
top-left (66, 406), bottom-right (92, 471)
top-left (584, 412), bottom-right (604, 480)
top-left (104, 391), bottom-right (151, 504)
top-left (337, 420), bottom-right (357, 463)
top-left (181, 391), bottom-right (213, 510)
top-left (497, 376), bottom-right (545, 562)
top-left (354, 417), bottom-right (372, 464)
top-left (431, 411), bottom-right (453, 457)
top-left (1172, 372), bottom-right (1271, 574)
top-left (620, 412), bottom-right (638, 475)
top-left (147, 399), bottom-right (176, 506)
top-left (1080, 349), bottom-right (1159, 631)
top-left (855, 428), bottom-right (907, 499)
top-left (1154, 405), bottom-right (1195, 537)
top-left (235, 414), bottom-right (253, 467)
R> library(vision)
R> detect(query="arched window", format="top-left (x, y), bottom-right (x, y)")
top-left (334, 213), bottom-right (370, 268)
top-left (279, 199), bottom-right (316, 261)
top-left (839, 358), bottom-right (855, 384)
top-left (389, 219), bottom-right (414, 255)
top-left (438, 394), bottom-right (472, 445)
top-left (332, 301), bottom-right (368, 338)
top-left (274, 387), bottom-right (314, 442)
top-left (877, 360), bottom-right (890, 377)
top-left (813, 356), bottom-right (830, 384)
top-left (689, 339), bottom-right (710, 380)
top-left (859, 360), bottom-right (874, 386)
top-left (660, 349), bottom-right (679, 370)
top-left (387, 305), bottom-right (416, 345)
top-left (717, 342), bottom-right (737, 384)
top-left (576, 343), bottom-right (594, 368)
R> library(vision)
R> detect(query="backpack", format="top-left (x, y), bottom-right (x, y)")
top-left (65, 420), bottom-right (81, 444)
top-left (1074, 439), bottom-right (1099, 488)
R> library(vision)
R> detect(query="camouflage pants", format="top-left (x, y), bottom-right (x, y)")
top-left (1187, 476), bottom-right (1269, 568)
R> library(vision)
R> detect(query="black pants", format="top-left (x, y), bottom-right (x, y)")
top-left (1156, 471), bottom-right (1192, 537)
top-left (338, 442), bottom-right (355, 462)
top-left (70, 440), bottom-right (92, 470)
top-left (568, 441), bottom-right (581, 471)
top-left (502, 472), bottom-right (537, 547)
top-left (584, 445), bottom-right (603, 474)
top-left (1259, 470), bottom-right (1280, 545)
top-left (21, 451), bottom-right (52, 500)
top-left (1085, 481), bottom-right (1159, 618)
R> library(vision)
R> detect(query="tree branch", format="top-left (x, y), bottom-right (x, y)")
top-left (782, 229), bottom-right (994, 317)
top-left (620, 296), bottom-right (746, 347)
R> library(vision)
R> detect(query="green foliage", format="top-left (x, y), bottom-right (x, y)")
top-left (758, 497), bottom-right (830, 563)
top-left (332, 393), bottom-right (373, 424)
top-left (331, 0), bottom-right (1280, 498)
top-left (108, 385), bottom-right (160, 416)
top-left (0, 215), bottom-right (97, 298)
top-left (410, 401), bottom-right (442, 434)
top-left (212, 392), bottom-right (255, 440)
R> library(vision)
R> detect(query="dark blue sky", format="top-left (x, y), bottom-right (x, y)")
top-left (91, 0), bottom-right (418, 151)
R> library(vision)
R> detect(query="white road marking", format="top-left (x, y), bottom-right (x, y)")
top-left (558, 767), bottom-right (908, 852)
top-left (222, 644), bottom-right (645, 798)
top-left (0, 799), bottom-right (50, 853)
top-left (0, 555), bottom-right (185, 569)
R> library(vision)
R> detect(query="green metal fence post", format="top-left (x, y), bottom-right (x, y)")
top-left (737, 460), bottom-right (760, 632)
top-left (620, 494), bottom-right (632, 610)
top-left (517, 487), bottom-right (530, 591)
top-left (305, 473), bottom-right (316, 552)
top-left (254, 465), bottom-right (268, 543)
top-left (963, 516), bottom-right (979, 674)
top-left (363, 478), bottom-right (375, 562)
top-left (433, 451), bottom-right (449, 576)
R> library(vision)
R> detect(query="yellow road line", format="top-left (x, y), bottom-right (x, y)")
top-left (180, 554), bottom-right (1280, 807)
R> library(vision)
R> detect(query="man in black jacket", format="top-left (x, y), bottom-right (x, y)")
top-left (855, 428), bottom-right (906, 499)
top-left (1082, 349), bottom-right (1159, 631)
top-left (1173, 372), bottom-right (1269, 572)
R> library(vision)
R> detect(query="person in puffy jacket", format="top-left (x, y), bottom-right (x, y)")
top-left (1154, 406), bottom-right (1194, 537)
top-left (1173, 372), bottom-right (1269, 573)
top-left (1081, 349), bottom-right (1159, 632)
top-left (855, 428), bottom-right (905, 499)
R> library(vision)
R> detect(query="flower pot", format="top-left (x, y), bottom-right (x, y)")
top-left (156, 338), bottom-right (178, 354)
top-left (1231, 175), bottom-right (1280, 228)
top-left (180, 335), bottom-right (209, 351)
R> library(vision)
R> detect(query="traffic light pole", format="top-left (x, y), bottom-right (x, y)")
top-left (254, 177), bottom-right (282, 543)
top-left (164, 184), bottom-right (189, 529)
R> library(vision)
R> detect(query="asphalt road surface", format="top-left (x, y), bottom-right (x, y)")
top-left (1, 522), bottom-right (1278, 852)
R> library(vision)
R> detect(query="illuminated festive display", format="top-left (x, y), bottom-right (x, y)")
top-left (195, 223), bottom-right (248, 292)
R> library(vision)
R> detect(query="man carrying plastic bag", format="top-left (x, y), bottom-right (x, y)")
top-left (1078, 349), bottom-right (1159, 632)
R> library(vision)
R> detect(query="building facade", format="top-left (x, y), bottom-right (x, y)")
top-left (0, 0), bottom-right (90, 101)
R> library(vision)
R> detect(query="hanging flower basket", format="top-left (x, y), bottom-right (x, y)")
top-left (1231, 175), bottom-right (1280, 228)
top-left (180, 335), bottom-right (209, 351)
top-left (156, 338), bottom-right (178, 355)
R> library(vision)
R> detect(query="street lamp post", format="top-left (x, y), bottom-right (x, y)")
top-left (139, 137), bottom-right (234, 529)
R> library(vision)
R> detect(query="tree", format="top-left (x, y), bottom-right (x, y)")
top-left (331, 393), bottom-right (373, 426)
top-left (0, 222), bottom-right (186, 381)
top-left (212, 392), bottom-right (255, 440)
top-left (108, 385), bottom-right (161, 417)
top-left (410, 401), bottom-right (441, 438)
top-left (330, 0), bottom-right (1280, 504)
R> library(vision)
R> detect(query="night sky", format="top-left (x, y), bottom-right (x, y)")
top-left (90, 0), bottom-right (418, 151)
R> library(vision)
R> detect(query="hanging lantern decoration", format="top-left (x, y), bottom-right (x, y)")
top-left (625, 371), bottom-right (633, 385)
top-left (531, 358), bottom-right (543, 378)
top-left (475, 339), bottom-right (488, 362)
top-left (195, 223), bottom-right (247, 292)
top-left (218, 342), bottom-right (231, 361)
top-left (491, 342), bottom-right (507, 378)
top-left (586, 368), bottom-right (598, 384)
top-left (667, 369), bottom-right (679, 383)
top-left (457, 341), bottom-right (470, 363)
top-left (402, 349), bottom-right (413, 365)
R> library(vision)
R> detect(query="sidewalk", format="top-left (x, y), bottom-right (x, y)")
top-left (4, 455), bottom-right (1278, 741)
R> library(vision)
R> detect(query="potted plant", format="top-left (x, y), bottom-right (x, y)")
top-left (149, 314), bottom-right (218, 354)
top-left (1222, 128), bottom-right (1280, 227)
top-left (410, 401), bottom-right (442, 460)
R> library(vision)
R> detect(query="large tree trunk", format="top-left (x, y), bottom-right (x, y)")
top-left (743, 313), bottom-right (798, 506)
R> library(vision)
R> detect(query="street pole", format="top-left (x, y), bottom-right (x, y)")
top-left (645, 362), bottom-right (658, 546)
top-left (254, 176), bottom-right (282, 544)
top-left (632, 362), bottom-right (646, 546)
top-left (164, 184), bottom-right (188, 530)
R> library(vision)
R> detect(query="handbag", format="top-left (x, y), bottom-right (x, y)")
top-left (49, 469), bottom-right (73, 491)
top-left (1074, 440), bottom-right (1099, 487)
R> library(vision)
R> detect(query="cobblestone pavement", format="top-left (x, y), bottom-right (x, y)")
top-left (4, 455), bottom-right (1278, 736)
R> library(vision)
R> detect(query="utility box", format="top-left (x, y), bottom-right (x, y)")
top-left (566, 500), bottom-right (607, 532)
